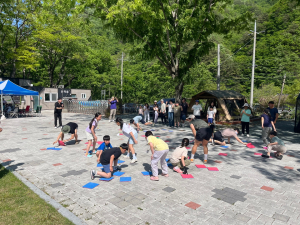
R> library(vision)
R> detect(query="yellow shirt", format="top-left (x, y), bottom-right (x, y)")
top-left (147, 136), bottom-right (169, 151)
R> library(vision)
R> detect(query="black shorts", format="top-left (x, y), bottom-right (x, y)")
top-left (140, 118), bottom-right (146, 124)
top-left (214, 131), bottom-right (224, 142)
top-left (195, 128), bottom-right (212, 141)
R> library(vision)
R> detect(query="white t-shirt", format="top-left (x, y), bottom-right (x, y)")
top-left (122, 123), bottom-right (137, 138)
top-left (207, 110), bottom-right (215, 118)
top-left (170, 147), bottom-right (188, 164)
top-left (144, 106), bottom-right (149, 113)
top-left (168, 104), bottom-right (173, 113)
top-left (192, 104), bottom-right (202, 116)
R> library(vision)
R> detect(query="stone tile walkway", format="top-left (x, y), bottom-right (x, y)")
top-left (1, 111), bottom-right (300, 225)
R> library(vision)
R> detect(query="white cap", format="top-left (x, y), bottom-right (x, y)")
top-left (243, 103), bottom-right (249, 107)
top-left (187, 115), bottom-right (195, 120)
top-left (161, 99), bottom-right (164, 101)
top-left (154, 100), bottom-right (157, 102)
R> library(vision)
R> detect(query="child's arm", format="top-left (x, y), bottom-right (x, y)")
top-left (271, 121), bottom-right (276, 131)
top-left (213, 112), bottom-right (215, 119)
top-left (91, 125), bottom-right (97, 141)
top-left (63, 134), bottom-right (74, 142)
top-left (149, 142), bottom-right (155, 160)
top-left (261, 117), bottom-right (264, 128)
top-left (181, 156), bottom-right (186, 167)
top-left (53, 132), bottom-right (63, 145)
top-left (97, 150), bottom-right (103, 162)
top-left (190, 124), bottom-right (197, 137)
top-left (207, 113), bottom-right (208, 119)
top-left (109, 155), bottom-right (115, 172)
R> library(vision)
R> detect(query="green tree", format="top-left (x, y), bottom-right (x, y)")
top-left (72, 0), bottom-right (251, 102)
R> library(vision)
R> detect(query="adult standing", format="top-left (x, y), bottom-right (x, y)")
top-left (240, 103), bottom-right (252, 137)
top-left (180, 98), bottom-right (189, 126)
top-left (192, 100), bottom-right (202, 119)
top-left (144, 103), bottom-right (150, 122)
top-left (152, 100), bottom-right (158, 122)
top-left (54, 98), bottom-right (64, 128)
top-left (160, 99), bottom-right (167, 125)
top-left (109, 96), bottom-right (118, 122)
top-left (267, 101), bottom-right (279, 124)
top-left (167, 100), bottom-right (174, 127)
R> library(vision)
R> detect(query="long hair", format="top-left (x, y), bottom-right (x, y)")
top-left (89, 112), bottom-right (101, 129)
top-left (264, 109), bottom-right (272, 119)
top-left (181, 138), bottom-right (189, 147)
top-left (145, 103), bottom-right (149, 109)
top-left (115, 117), bottom-right (124, 129)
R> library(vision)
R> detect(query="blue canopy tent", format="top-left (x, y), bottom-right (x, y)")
top-left (0, 80), bottom-right (39, 118)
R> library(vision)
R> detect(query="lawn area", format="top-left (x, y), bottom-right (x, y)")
top-left (0, 165), bottom-right (74, 225)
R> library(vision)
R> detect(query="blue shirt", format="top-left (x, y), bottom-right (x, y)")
top-left (133, 116), bottom-right (142, 123)
top-left (267, 107), bottom-right (278, 121)
top-left (97, 142), bottom-right (113, 151)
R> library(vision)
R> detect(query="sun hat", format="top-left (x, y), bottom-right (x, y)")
top-left (61, 125), bottom-right (70, 134)
top-left (154, 100), bottom-right (157, 102)
top-left (243, 103), bottom-right (249, 107)
top-left (187, 115), bottom-right (195, 120)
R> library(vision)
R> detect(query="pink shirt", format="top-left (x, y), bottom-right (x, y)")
top-left (221, 129), bottom-right (237, 138)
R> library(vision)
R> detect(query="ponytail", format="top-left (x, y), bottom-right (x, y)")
top-left (264, 109), bottom-right (271, 118)
top-left (115, 117), bottom-right (124, 129)
top-left (89, 112), bottom-right (101, 129)
top-left (181, 138), bottom-right (190, 147)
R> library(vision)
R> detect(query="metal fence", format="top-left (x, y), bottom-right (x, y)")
top-left (63, 100), bottom-right (108, 115)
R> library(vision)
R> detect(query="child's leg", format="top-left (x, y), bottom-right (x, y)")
top-left (241, 122), bottom-right (245, 134)
top-left (160, 150), bottom-right (169, 175)
top-left (246, 122), bottom-right (249, 134)
top-left (129, 144), bottom-right (136, 159)
top-left (92, 140), bottom-right (96, 153)
top-left (267, 145), bottom-right (273, 156)
top-left (96, 164), bottom-right (112, 178)
top-left (151, 151), bottom-right (160, 177)
top-left (85, 140), bottom-right (92, 156)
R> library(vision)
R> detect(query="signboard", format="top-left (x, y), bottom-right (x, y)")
top-left (3, 96), bottom-right (13, 104)
top-left (58, 88), bottom-right (71, 99)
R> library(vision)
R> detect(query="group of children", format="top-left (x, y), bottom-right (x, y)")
top-left (53, 105), bottom-right (287, 181)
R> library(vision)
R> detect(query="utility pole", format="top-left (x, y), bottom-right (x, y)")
top-left (217, 44), bottom-right (220, 90)
top-left (250, 20), bottom-right (256, 108)
top-left (121, 52), bottom-right (123, 100)
top-left (277, 74), bottom-right (286, 109)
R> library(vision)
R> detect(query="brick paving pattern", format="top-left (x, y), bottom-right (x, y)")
top-left (0, 111), bottom-right (300, 224)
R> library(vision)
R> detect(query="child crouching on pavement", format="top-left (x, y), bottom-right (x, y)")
top-left (262, 131), bottom-right (286, 160)
top-left (170, 138), bottom-right (190, 174)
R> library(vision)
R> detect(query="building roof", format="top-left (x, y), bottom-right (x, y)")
top-left (192, 90), bottom-right (245, 99)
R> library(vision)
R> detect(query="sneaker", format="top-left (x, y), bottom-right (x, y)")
top-left (190, 158), bottom-right (194, 163)
top-left (247, 134), bottom-right (250, 137)
top-left (54, 126), bottom-right (57, 129)
top-left (203, 160), bottom-right (207, 164)
top-left (123, 154), bottom-right (130, 159)
top-left (241, 133), bottom-right (244, 136)
top-left (90, 170), bottom-right (95, 180)
top-left (173, 167), bottom-right (183, 174)
top-left (131, 158), bottom-right (137, 163)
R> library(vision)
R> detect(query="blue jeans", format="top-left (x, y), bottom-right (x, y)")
top-left (168, 112), bottom-right (174, 127)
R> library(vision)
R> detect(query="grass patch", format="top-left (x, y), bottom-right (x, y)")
top-left (0, 165), bottom-right (74, 225)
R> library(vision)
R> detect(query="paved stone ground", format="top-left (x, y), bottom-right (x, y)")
top-left (1, 111), bottom-right (300, 225)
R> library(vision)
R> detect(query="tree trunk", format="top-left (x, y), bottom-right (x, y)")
top-left (11, 59), bottom-right (16, 78)
top-left (175, 81), bottom-right (184, 103)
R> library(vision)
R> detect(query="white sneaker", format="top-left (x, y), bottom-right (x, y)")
top-left (123, 155), bottom-right (130, 159)
top-left (131, 158), bottom-right (137, 163)
top-left (241, 133), bottom-right (244, 136)
top-left (247, 134), bottom-right (250, 137)
top-left (54, 126), bottom-right (57, 129)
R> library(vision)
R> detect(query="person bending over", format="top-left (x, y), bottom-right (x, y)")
top-left (213, 128), bottom-right (247, 146)
top-left (96, 135), bottom-right (113, 163)
top-left (91, 143), bottom-right (128, 179)
top-left (130, 115), bottom-right (152, 132)
top-left (53, 122), bottom-right (78, 145)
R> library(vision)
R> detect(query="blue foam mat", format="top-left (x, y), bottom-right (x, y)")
top-left (83, 182), bottom-right (99, 189)
top-left (113, 171), bottom-right (125, 176)
top-left (47, 147), bottom-right (62, 150)
top-left (220, 146), bottom-right (229, 148)
top-left (120, 177), bottom-right (131, 182)
top-left (141, 171), bottom-right (152, 176)
top-left (118, 160), bottom-right (125, 163)
top-left (100, 177), bottom-right (114, 181)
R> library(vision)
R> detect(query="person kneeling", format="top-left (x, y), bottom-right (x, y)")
top-left (213, 128), bottom-right (247, 146)
top-left (263, 131), bottom-right (286, 159)
top-left (90, 143), bottom-right (128, 179)
top-left (170, 138), bottom-right (190, 174)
